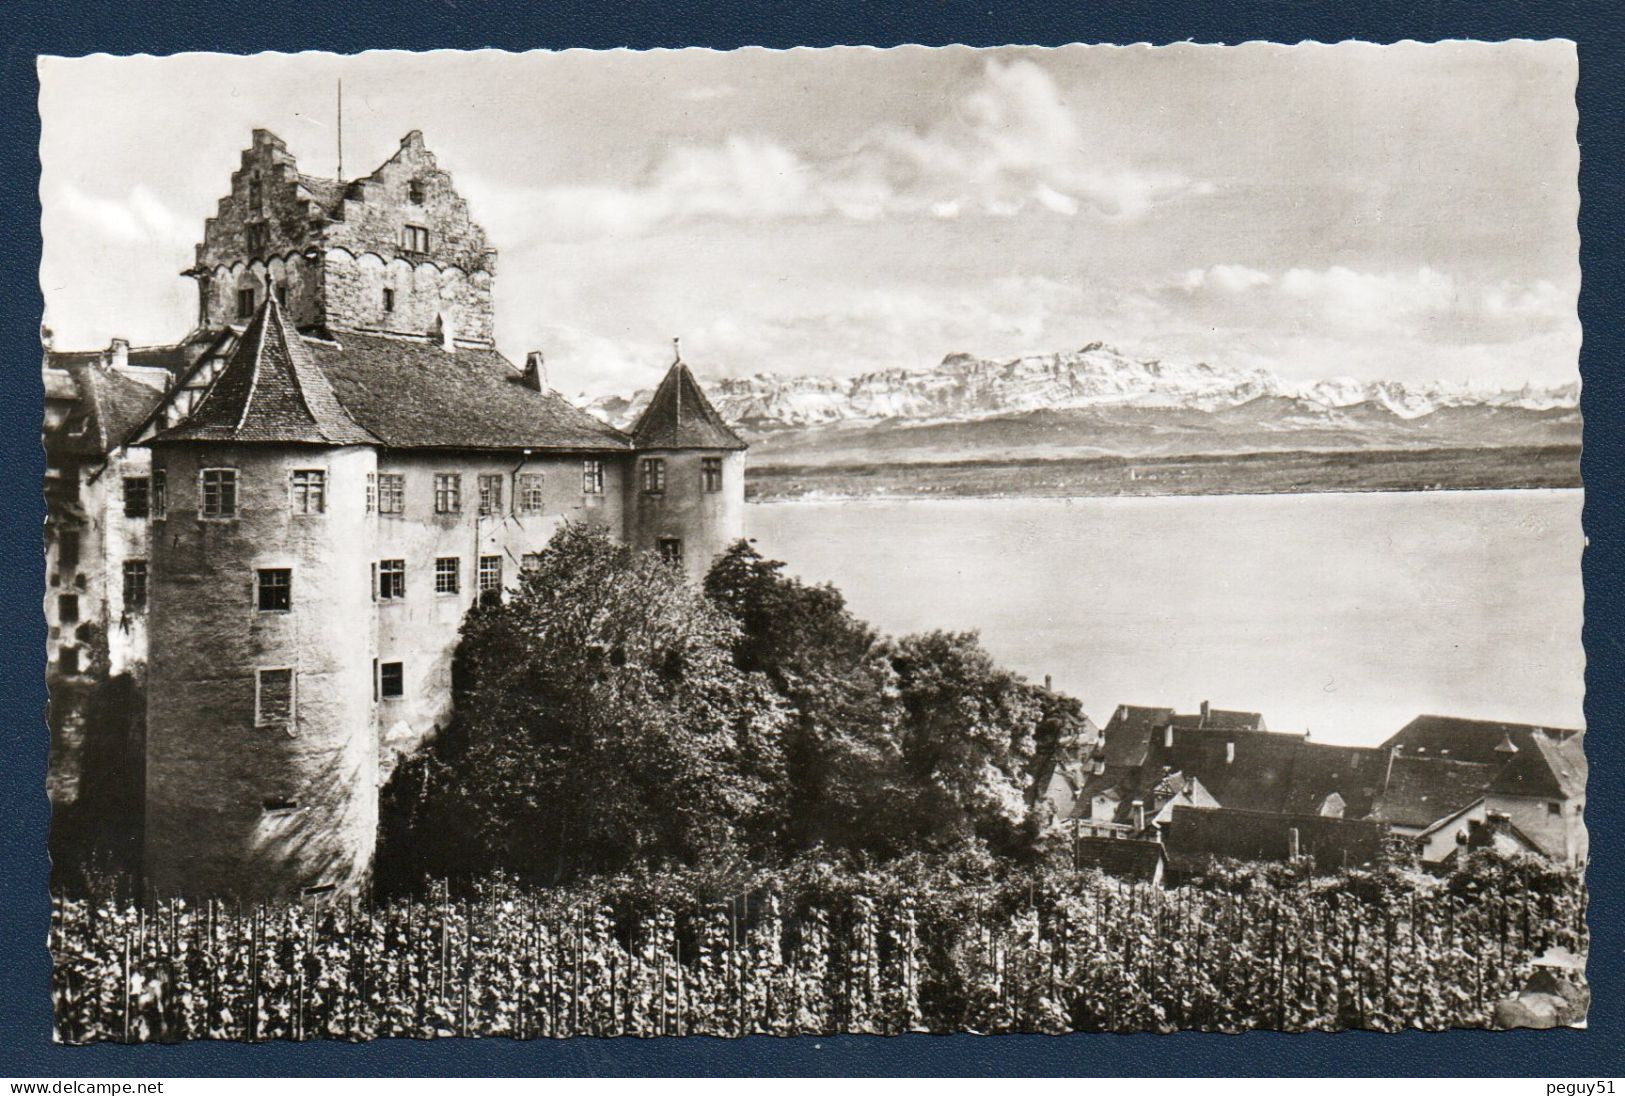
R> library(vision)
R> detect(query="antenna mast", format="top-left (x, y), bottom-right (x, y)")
top-left (336, 79), bottom-right (344, 179)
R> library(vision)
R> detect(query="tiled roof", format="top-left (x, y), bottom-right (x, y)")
top-left (1164, 805), bottom-right (1387, 874)
top-left (631, 360), bottom-right (747, 451)
top-left (1169, 709), bottom-right (1266, 732)
top-left (1280, 741), bottom-right (1386, 818)
top-left (295, 173), bottom-right (349, 217)
top-left (1370, 755), bottom-right (1497, 828)
top-left (1072, 835), bottom-right (1165, 882)
top-left (1100, 705), bottom-right (1172, 768)
top-left (46, 363), bottom-right (169, 457)
top-left (156, 297), bottom-right (377, 446)
top-left (152, 299), bottom-right (631, 452)
top-left (311, 331), bottom-right (630, 451)
top-left (1491, 733), bottom-right (1586, 800)
top-left (1384, 714), bottom-right (1581, 766)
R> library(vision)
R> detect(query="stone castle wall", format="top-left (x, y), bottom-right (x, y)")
top-left (628, 448), bottom-right (745, 584)
top-left (145, 442), bottom-right (380, 901)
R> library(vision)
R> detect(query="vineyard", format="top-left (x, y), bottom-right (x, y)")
top-left (52, 859), bottom-right (1587, 1041)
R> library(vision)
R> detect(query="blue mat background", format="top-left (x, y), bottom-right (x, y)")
top-left (0, 0), bottom-right (1618, 1077)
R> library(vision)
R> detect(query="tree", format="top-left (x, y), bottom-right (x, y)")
top-left (705, 540), bottom-right (908, 856)
top-left (379, 524), bottom-right (787, 890)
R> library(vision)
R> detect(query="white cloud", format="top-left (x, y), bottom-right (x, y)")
top-left (502, 59), bottom-right (1206, 240)
top-left (53, 181), bottom-right (192, 247)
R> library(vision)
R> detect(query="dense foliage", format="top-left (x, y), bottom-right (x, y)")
top-left (380, 532), bottom-right (1081, 890)
top-left (52, 851), bottom-right (1586, 1041)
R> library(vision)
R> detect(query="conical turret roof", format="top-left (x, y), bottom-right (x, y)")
top-left (630, 354), bottom-right (746, 451)
top-left (155, 296), bottom-right (378, 445)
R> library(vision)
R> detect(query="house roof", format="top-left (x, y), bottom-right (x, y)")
top-left (1490, 733), bottom-right (1586, 800)
top-left (1384, 714), bottom-right (1581, 766)
top-left (1072, 835), bottom-right (1165, 882)
top-left (1169, 709), bottom-right (1267, 732)
top-left (47, 362), bottom-right (171, 457)
top-left (630, 359), bottom-right (747, 451)
top-left (152, 298), bottom-right (632, 452)
top-left (1100, 705), bottom-right (1173, 768)
top-left (155, 297), bottom-right (377, 446)
top-left (1370, 755), bottom-right (1499, 828)
top-left (1163, 805), bottom-right (1388, 874)
top-left (1279, 741), bottom-right (1386, 818)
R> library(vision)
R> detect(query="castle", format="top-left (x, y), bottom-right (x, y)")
top-left (44, 128), bottom-right (746, 901)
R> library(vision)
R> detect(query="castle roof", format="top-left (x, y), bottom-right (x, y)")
top-left (151, 298), bottom-right (632, 453)
top-left (631, 358), bottom-right (747, 451)
top-left (1489, 732), bottom-right (1586, 800)
top-left (156, 297), bottom-right (377, 446)
top-left (1382, 714), bottom-right (1581, 765)
top-left (47, 360), bottom-right (170, 457)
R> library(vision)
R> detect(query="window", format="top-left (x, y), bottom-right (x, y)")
top-left (246, 222), bottom-right (269, 256)
top-left (123, 476), bottom-right (150, 518)
top-left (478, 555), bottom-right (502, 593)
top-left (518, 473), bottom-right (546, 513)
top-left (122, 561), bottom-right (148, 610)
top-left (434, 473), bottom-right (461, 514)
top-left (57, 594), bottom-right (79, 625)
top-left (256, 668), bottom-right (294, 728)
top-left (248, 175), bottom-right (262, 210)
top-left (377, 472), bottom-right (404, 515)
top-left (656, 537), bottom-right (683, 565)
top-left (478, 474), bottom-right (503, 516)
top-left (382, 287), bottom-right (395, 313)
top-left (201, 468), bottom-right (238, 518)
top-left (262, 796), bottom-right (300, 814)
top-left (408, 179), bottom-right (425, 205)
top-left (641, 458), bottom-right (666, 495)
top-left (401, 224), bottom-right (430, 253)
top-left (702, 457), bottom-right (723, 493)
top-left (290, 469), bottom-right (326, 515)
top-left (1548, 801), bottom-right (1563, 816)
top-left (378, 559), bottom-right (406, 600)
top-left (152, 470), bottom-right (167, 519)
top-left (256, 568), bottom-right (292, 612)
top-left (365, 472), bottom-right (376, 512)
top-left (58, 531), bottom-right (80, 571)
top-left (582, 460), bottom-right (604, 495)
top-left (521, 552), bottom-right (544, 573)
top-left (237, 287), bottom-right (256, 319)
top-left (275, 283), bottom-right (288, 308)
top-left (435, 557), bottom-right (460, 595)
top-left (59, 647), bottom-right (79, 675)
top-left (379, 661), bottom-right (404, 699)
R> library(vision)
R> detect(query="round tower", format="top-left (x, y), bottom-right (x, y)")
top-left (144, 299), bottom-right (380, 901)
top-left (627, 342), bottom-right (747, 584)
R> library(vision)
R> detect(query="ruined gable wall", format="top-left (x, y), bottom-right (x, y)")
top-left (320, 132), bottom-right (496, 342)
top-left (193, 131), bottom-right (332, 331)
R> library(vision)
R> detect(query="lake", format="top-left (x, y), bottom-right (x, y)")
top-left (746, 489), bottom-right (1585, 746)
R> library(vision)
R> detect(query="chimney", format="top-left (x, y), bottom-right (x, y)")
top-left (521, 351), bottom-right (548, 392)
top-left (107, 338), bottom-right (129, 370)
top-left (1200, 700), bottom-right (1211, 726)
top-left (1132, 799), bottom-right (1145, 832)
top-left (1225, 740), bottom-right (1235, 764)
top-left (1163, 723), bottom-right (1173, 749)
top-left (1288, 827), bottom-right (1301, 859)
top-left (1090, 753), bottom-right (1105, 776)
top-left (1044, 674), bottom-right (1052, 691)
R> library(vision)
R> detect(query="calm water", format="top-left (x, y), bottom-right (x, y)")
top-left (746, 490), bottom-right (1585, 746)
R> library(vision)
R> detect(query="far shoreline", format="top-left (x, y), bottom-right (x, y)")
top-left (744, 443), bottom-right (1581, 505)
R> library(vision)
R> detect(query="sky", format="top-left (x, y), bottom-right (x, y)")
top-left (39, 43), bottom-right (1580, 399)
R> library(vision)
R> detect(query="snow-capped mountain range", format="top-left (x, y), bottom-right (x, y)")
top-left (587, 342), bottom-right (1578, 432)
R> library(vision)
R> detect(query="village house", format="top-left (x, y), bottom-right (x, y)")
top-left (43, 127), bottom-right (747, 901)
top-left (1062, 704), bottom-right (1585, 880)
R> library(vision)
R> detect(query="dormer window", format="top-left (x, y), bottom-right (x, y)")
top-left (408, 179), bottom-right (425, 205)
top-left (401, 224), bottom-right (430, 254)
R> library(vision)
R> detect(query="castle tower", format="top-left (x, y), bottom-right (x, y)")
top-left (144, 297), bottom-right (381, 901)
top-left (627, 342), bottom-right (747, 584)
top-left (186, 128), bottom-right (498, 346)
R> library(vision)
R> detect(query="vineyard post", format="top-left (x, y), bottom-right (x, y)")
top-left (121, 927), bottom-right (132, 1044)
top-left (249, 906), bottom-right (261, 1043)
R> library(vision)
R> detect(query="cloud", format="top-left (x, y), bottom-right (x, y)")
top-left (52, 181), bottom-right (192, 247)
top-left (503, 59), bottom-right (1207, 240)
top-left (1168, 263), bottom-right (1576, 343)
